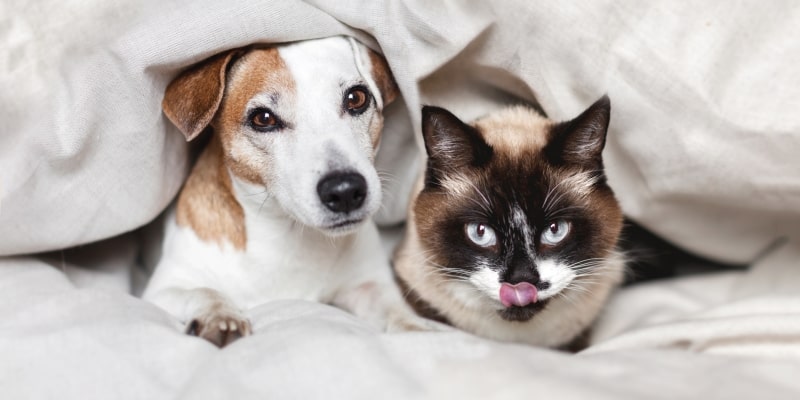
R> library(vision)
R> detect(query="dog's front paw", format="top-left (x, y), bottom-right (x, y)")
top-left (186, 311), bottom-right (252, 347)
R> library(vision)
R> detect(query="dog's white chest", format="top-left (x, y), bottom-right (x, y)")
top-left (149, 213), bottom-right (350, 310)
top-left (233, 214), bottom-right (352, 307)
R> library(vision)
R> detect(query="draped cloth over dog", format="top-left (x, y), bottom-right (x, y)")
top-left (2, 1), bottom-right (800, 399)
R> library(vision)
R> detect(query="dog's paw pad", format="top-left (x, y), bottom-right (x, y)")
top-left (187, 312), bottom-right (252, 347)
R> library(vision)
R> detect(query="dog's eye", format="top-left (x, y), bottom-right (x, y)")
top-left (249, 108), bottom-right (282, 131)
top-left (344, 86), bottom-right (371, 115)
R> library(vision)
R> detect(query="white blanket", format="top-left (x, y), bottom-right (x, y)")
top-left (2, 1), bottom-right (800, 398)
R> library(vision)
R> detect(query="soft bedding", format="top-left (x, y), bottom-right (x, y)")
top-left (2, 1), bottom-right (800, 399)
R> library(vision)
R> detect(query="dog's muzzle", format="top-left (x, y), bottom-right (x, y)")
top-left (317, 172), bottom-right (367, 213)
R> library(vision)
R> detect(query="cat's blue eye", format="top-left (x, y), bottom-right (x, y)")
top-left (465, 222), bottom-right (497, 248)
top-left (541, 220), bottom-right (570, 246)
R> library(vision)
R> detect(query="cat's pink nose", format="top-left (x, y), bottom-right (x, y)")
top-left (499, 282), bottom-right (538, 308)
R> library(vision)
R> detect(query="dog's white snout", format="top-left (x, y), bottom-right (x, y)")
top-left (317, 172), bottom-right (368, 213)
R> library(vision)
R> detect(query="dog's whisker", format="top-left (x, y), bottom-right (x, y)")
top-left (257, 195), bottom-right (270, 215)
top-left (376, 170), bottom-right (399, 184)
top-left (243, 189), bottom-right (269, 197)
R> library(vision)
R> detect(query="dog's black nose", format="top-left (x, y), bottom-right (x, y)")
top-left (317, 172), bottom-right (367, 213)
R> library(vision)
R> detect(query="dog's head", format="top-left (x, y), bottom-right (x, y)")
top-left (163, 37), bottom-right (398, 236)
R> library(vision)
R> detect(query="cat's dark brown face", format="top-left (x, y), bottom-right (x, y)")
top-left (414, 97), bottom-right (623, 322)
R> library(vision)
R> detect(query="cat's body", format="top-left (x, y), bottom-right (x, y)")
top-left (393, 97), bottom-right (624, 348)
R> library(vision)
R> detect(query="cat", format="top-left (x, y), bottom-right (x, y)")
top-left (393, 96), bottom-right (625, 348)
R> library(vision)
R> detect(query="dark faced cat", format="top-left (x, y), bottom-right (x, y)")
top-left (393, 96), bottom-right (624, 348)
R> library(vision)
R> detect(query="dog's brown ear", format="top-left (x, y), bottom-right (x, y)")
top-left (162, 50), bottom-right (241, 141)
top-left (367, 50), bottom-right (399, 106)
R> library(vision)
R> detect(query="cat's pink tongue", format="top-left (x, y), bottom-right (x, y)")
top-left (499, 282), bottom-right (538, 308)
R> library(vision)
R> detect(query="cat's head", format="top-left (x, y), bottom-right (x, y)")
top-left (414, 96), bottom-right (623, 322)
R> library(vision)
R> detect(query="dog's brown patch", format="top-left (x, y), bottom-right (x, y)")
top-left (364, 50), bottom-right (397, 151)
top-left (176, 137), bottom-right (247, 250)
top-left (368, 50), bottom-right (398, 106)
top-left (212, 48), bottom-right (296, 185)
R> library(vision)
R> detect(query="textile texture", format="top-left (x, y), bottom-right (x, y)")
top-left (1, 1), bottom-right (799, 398)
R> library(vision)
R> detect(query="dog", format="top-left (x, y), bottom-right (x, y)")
top-left (144, 36), bottom-right (420, 346)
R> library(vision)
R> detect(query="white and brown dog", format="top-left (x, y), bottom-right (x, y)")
top-left (144, 36), bottom-right (417, 346)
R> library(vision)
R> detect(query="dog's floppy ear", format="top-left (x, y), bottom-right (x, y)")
top-left (348, 38), bottom-right (398, 107)
top-left (366, 50), bottom-right (399, 106)
top-left (162, 50), bottom-right (241, 141)
top-left (366, 48), bottom-right (398, 107)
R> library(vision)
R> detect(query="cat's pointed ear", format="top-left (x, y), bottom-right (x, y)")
top-left (421, 106), bottom-right (493, 176)
top-left (547, 95), bottom-right (611, 166)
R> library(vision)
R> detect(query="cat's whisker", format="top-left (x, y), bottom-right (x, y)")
top-left (464, 195), bottom-right (493, 217)
top-left (572, 267), bottom-right (606, 275)
top-left (543, 191), bottom-right (569, 215)
top-left (544, 206), bottom-right (584, 220)
top-left (572, 276), bottom-right (604, 284)
top-left (554, 290), bottom-right (582, 309)
top-left (542, 174), bottom-right (576, 213)
top-left (573, 267), bottom-right (607, 275)
top-left (541, 176), bottom-right (564, 209)
top-left (568, 258), bottom-right (609, 271)
top-left (571, 270), bottom-right (604, 278)
top-left (542, 169), bottom-right (604, 217)
top-left (564, 284), bottom-right (594, 295)
top-left (572, 270), bottom-right (607, 281)
top-left (572, 270), bottom-right (607, 280)
top-left (464, 177), bottom-right (494, 213)
top-left (398, 270), bottom-right (449, 301)
top-left (402, 251), bottom-right (493, 300)
top-left (571, 257), bottom-right (607, 264)
top-left (400, 253), bottom-right (470, 296)
top-left (570, 261), bottom-right (605, 268)
top-left (567, 278), bottom-right (595, 289)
